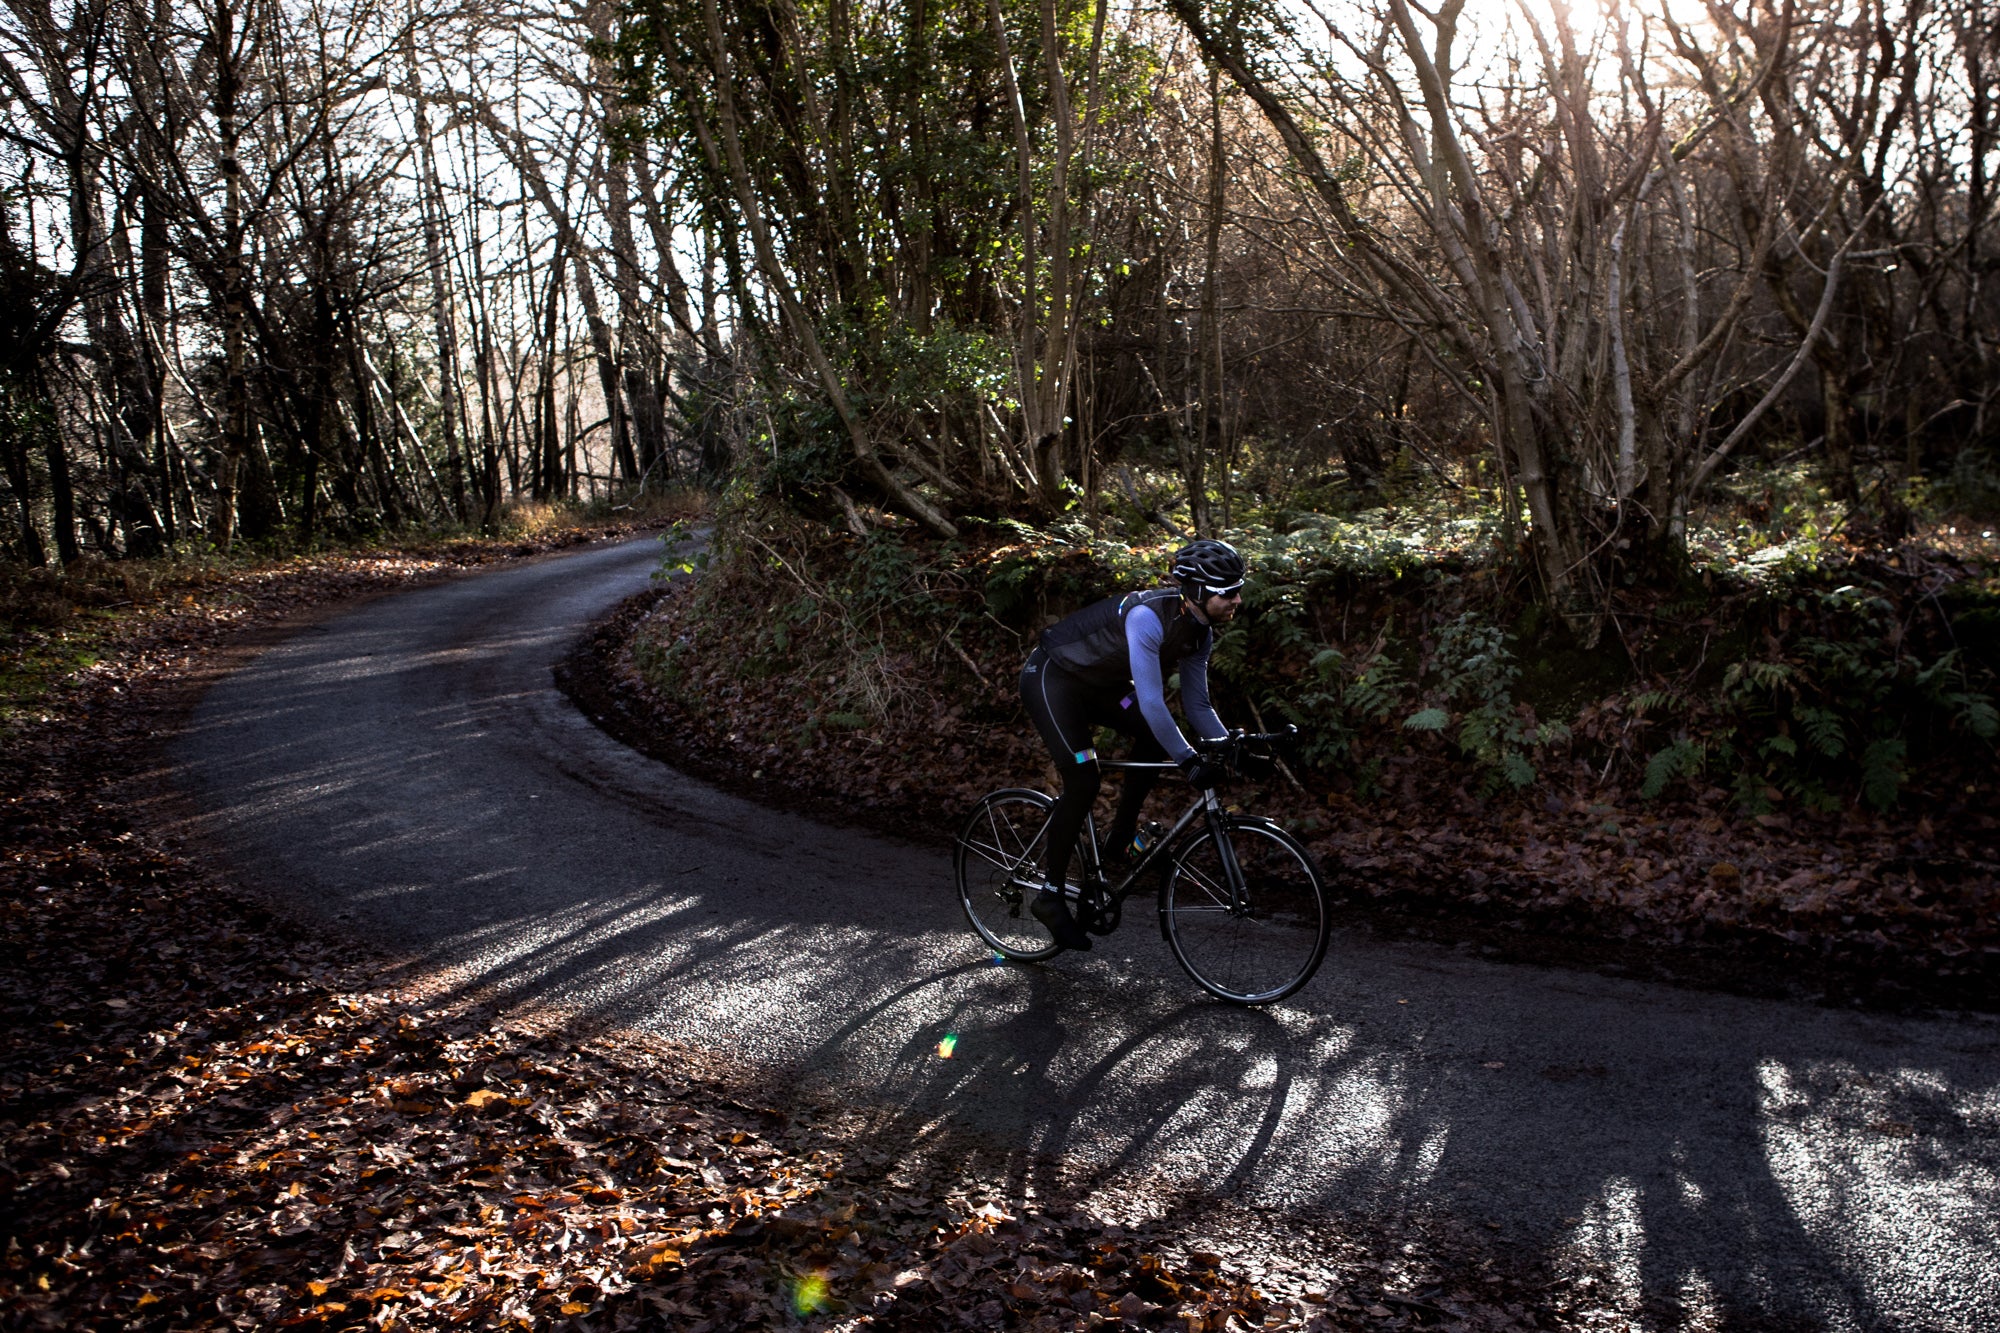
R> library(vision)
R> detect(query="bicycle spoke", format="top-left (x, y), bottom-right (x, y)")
top-left (1169, 861), bottom-right (1232, 911)
top-left (962, 838), bottom-right (1023, 873)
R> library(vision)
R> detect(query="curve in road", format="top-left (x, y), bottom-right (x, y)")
top-left (172, 534), bottom-right (2000, 1331)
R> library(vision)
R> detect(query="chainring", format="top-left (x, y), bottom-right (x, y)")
top-left (1076, 882), bottom-right (1122, 935)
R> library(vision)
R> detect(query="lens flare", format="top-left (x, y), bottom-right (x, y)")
top-left (792, 1271), bottom-right (829, 1314)
top-left (937, 1033), bottom-right (958, 1059)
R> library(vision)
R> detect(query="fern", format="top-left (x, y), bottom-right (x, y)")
top-left (1732, 768), bottom-right (1775, 814)
top-left (1957, 695), bottom-right (1998, 741)
top-left (1404, 707), bottom-right (1449, 732)
top-left (1795, 705), bottom-right (1846, 758)
top-left (1431, 613), bottom-right (1518, 708)
top-left (1273, 644), bottom-right (1371, 770)
top-left (1727, 660), bottom-right (1796, 695)
top-left (1266, 617), bottom-right (1313, 655)
top-left (1345, 657), bottom-right (1405, 722)
top-left (1457, 709), bottom-right (1496, 756)
top-left (1859, 737), bottom-right (1907, 811)
top-left (1640, 738), bottom-right (1704, 799)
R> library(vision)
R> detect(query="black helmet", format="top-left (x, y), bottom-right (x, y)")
top-left (1171, 538), bottom-right (1246, 599)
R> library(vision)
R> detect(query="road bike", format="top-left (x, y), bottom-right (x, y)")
top-left (953, 728), bottom-right (1331, 1005)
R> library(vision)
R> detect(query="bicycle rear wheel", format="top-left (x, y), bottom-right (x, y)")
top-left (1162, 818), bottom-right (1329, 1004)
top-left (954, 789), bottom-right (1062, 961)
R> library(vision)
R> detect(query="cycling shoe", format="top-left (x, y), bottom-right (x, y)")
top-left (1031, 889), bottom-right (1093, 952)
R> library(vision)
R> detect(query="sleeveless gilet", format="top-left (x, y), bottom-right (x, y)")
top-left (1038, 587), bottom-right (1211, 688)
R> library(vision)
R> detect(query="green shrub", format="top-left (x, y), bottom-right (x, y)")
top-left (1635, 580), bottom-right (1997, 811)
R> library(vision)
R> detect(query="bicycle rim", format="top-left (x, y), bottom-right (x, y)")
top-left (954, 790), bottom-right (1062, 961)
top-left (1162, 820), bottom-right (1329, 1003)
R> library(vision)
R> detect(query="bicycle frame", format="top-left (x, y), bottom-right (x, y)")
top-left (1076, 761), bottom-right (1246, 931)
top-left (1078, 722), bottom-right (1297, 909)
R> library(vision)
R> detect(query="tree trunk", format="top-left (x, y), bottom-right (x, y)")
top-left (1821, 364), bottom-right (1859, 506)
top-left (604, 150), bottom-right (668, 488)
top-left (1195, 62), bottom-right (1224, 535)
top-left (3, 406), bottom-right (48, 566)
top-left (140, 180), bottom-right (176, 544)
top-left (43, 382), bottom-right (81, 563)
top-left (214, 0), bottom-right (248, 552)
top-left (659, 0), bottom-right (958, 536)
top-left (537, 242), bottom-right (566, 500)
top-left (406, 33), bottom-right (469, 522)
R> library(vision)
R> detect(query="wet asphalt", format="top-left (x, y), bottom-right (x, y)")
top-left (170, 534), bottom-right (2000, 1331)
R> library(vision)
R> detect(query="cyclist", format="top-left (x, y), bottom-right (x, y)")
top-left (1018, 538), bottom-right (1245, 951)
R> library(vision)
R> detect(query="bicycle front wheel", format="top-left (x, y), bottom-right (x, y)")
top-left (954, 789), bottom-right (1062, 961)
top-left (1162, 818), bottom-right (1330, 1004)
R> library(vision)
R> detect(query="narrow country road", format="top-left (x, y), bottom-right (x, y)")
top-left (171, 534), bottom-right (2000, 1331)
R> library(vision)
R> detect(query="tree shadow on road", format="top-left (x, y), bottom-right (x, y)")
top-left (659, 934), bottom-right (1998, 1332)
top-left (226, 822), bottom-right (1999, 1333)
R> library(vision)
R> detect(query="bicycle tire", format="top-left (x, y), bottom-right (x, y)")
top-left (954, 789), bottom-right (1063, 961)
top-left (1160, 817), bottom-right (1329, 1004)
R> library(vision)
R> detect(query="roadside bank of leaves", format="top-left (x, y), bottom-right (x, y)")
top-left (591, 520), bottom-right (1998, 1010)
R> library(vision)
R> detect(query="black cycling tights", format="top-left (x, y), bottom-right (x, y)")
top-left (1018, 647), bottom-right (1166, 889)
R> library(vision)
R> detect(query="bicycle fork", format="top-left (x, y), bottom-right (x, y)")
top-left (1203, 790), bottom-right (1250, 916)
top-left (1149, 790), bottom-right (1250, 941)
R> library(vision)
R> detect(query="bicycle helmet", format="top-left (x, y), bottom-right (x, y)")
top-left (1171, 538), bottom-right (1246, 600)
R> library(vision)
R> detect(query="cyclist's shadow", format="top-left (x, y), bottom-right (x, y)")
top-left (832, 961), bottom-right (1303, 1207)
